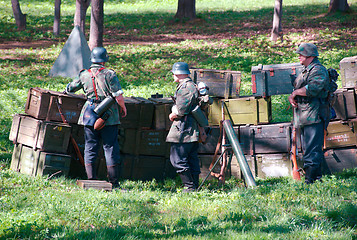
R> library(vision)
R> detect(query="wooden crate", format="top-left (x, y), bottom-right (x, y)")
top-left (11, 144), bottom-right (71, 177)
top-left (120, 97), bottom-right (154, 129)
top-left (148, 97), bottom-right (174, 130)
top-left (324, 147), bottom-right (357, 174)
top-left (9, 114), bottom-right (71, 154)
top-left (198, 126), bottom-right (239, 154)
top-left (190, 68), bottom-right (242, 98)
top-left (251, 62), bottom-right (303, 97)
top-left (25, 87), bottom-right (86, 123)
top-left (332, 88), bottom-right (357, 120)
top-left (122, 154), bottom-right (168, 181)
top-left (208, 96), bottom-right (272, 126)
top-left (340, 56), bottom-right (357, 89)
top-left (121, 129), bottom-right (170, 157)
top-left (325, 120), bottom-right (357, 149)
top-left (239, 122), bottom-right (292, 155)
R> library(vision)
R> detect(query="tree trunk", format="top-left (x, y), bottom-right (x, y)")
top-left (89, 0), bottom-right (104, 49)
top-left (11, 0), bottom-right (26, 30)
top-left (74, 0), bottom-right (91, 35)
top-left (175, 0), bottom-right (196, 20)
top-left (328, 0), bottom-right (349, 13)
top-left (54, 0), bottom-right (61, 36)
top-left (271, 0), bottom-right (283, 42)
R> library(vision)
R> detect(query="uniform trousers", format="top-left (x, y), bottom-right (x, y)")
top-left (170, 142), bottom-right (200, 175)
top-left (300, 121), bottom-right (324, 182)
top-left (84, 125), bottom-right (120, 167)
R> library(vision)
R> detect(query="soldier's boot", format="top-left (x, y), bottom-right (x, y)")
top-left (107, 165), bottom-right (120, 189)
top-left (85, 164), bottom-right (97, 180)
top-left (304, 167), bottom-right (315, 184)
top-left (179, 170), bottom-right (196, 192)
top-left (192, 174), bottom-right (200, 189)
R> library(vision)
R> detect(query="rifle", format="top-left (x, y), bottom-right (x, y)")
top-left (291, 127), bottom-right (301, 180)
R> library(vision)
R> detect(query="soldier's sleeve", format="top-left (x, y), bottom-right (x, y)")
top-left (305, 66), bottom-right (329, 98)
top-left (107, 70), bottom-right (123, 97)
top-left (66, 70), bottom-right (85, 93)
top-left (175, 84), bottom-right (196, 116)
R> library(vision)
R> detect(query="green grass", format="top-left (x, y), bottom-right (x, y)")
top-left (0, 0), bottom-right (357, 238)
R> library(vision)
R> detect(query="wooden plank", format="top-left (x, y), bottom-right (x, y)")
top-left (76, 180), bottom-right (112, 191)
top-left (325, 120), bottom-right (357, 149)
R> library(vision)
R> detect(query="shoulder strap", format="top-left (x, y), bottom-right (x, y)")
top-left (88, 67), bottom-right (105, 100)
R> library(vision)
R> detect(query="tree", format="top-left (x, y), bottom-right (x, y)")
top-left (175, 0), bottom-right (196, 20)
top-left (54, 0), bottom-right (61, 36)
top-left (271, 0), bottom-right (283, 42)
top-left (11, 0), bottom-right (26, 30)
top-left (88, 0), bottom-right (104, 49)
top-left (328, 0), bottom-right (349, 13)
top-left (74, 0), bottom-right (91, 35)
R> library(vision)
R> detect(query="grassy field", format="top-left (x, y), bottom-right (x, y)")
top-left (0, 0), bottom-right (357, 239)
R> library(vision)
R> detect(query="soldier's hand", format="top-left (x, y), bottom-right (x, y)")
top-left (169, 113), bottom-right (177, 121)
top-left (288, 93), bottom-right (297, 108)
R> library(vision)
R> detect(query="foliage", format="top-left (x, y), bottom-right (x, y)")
top-left (0, 0), bottom-right (357, 238)
top-left (0, 167), bottom-right (356, 239)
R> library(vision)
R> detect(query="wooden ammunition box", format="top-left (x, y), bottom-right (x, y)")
top-left (120, 97), bottom-right (154, 129)
top-left (9, 114), bottom-right (71, 154)
top-left (11, 144), bottom-right (71, 177)
top-left (198, 126), bottom-right (239, 154)
top-left (208, 97), bottom-right (272, 126)
top-left (234, 153), bottom-right (291, 179)
top-left (122, 154), bottom-right (167, 181)
top-left (340, 56), bottom-right (357, 88)
top-left (325, 120), bottom-right (357, 149)
top-left (332, 88), bottom-right (357, 120)
top-left (25, 87), bottom-right (86, 123)
top-left (121, 129), bottom-right (170, 157)
top-left (251, 62), bottom-right (303, 97)
top-left (148, 97), bottom-right (174, 130)
top-left (199, 154), bottom-right (229, 180)
top-left (324, 147), bottom-right (357, 174)
top-left (239, 122), bottom-right (292, 155)
top-left (190, 68), bottom-right (242, 98)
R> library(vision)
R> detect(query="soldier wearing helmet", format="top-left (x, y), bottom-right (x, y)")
top-left (288, 43), bottom-right (330, 184)
top-left (65, 47), bottom-right (127, 189)
top-left (166, 62), bottom-right (202, 192)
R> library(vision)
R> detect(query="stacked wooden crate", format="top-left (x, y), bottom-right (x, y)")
top-left (114, 96), bottom-right (176, 181)
top-left (323, 56), bottom-right (357, 174)
top-left (9, 87), bottom-right (86, 178)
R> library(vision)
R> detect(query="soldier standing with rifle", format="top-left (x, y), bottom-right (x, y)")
top-left (288, 43), bottom-right (331, 184)
top-left (65, 47), bottom-right (127, 189)
top-left (166, 62), bottom-right (201, 192)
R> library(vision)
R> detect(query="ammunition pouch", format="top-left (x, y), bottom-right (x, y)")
top-left (191, 105), bottom-right (209, 127)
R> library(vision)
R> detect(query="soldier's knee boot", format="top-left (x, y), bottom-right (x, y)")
top-left (179, 170), bottom-right (196, 192)
top-left (107, 165), bottom-right (120, 188)
top-left (192, 174), bottom-right (200, 189)
top-left (85, 164), bottom-right (97, 180)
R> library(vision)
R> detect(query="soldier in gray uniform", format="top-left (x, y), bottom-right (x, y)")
top-left (166, 62), bottom-right (201, 192)
top-left (65, 47), bottom-right (127, 188)
top-left (288, 43), bottom-right (330, 184)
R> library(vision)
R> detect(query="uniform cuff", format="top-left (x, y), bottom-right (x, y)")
top-left (112, 89), bottom-right (124, 96)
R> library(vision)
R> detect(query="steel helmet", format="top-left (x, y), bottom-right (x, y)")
top-left (295, 43), bottom-right (319, 57)
top-left (171, 62), bottom-right (191, 75)
top-left (90, 47), bottom-right (109, 63)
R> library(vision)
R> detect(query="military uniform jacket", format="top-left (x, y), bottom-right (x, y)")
top-left (66, 63), bottom-right (124, 126)
top-left (166, 77), bottom-right (200, 143)
top-left (293, 58), bottom-right (330, 128)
